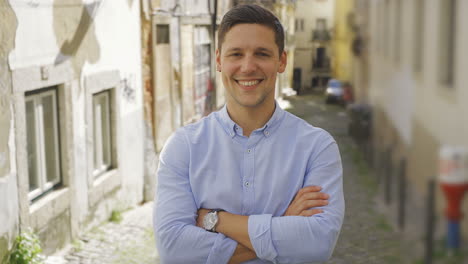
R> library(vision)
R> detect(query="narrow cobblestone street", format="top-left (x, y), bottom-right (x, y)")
top-left (47, 93), bottom-right (422, 264)
top-left (285, 94), bottom-right (419, 264)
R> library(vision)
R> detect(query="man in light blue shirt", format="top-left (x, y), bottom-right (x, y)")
top-left (154, 4), bottom-right (344, 264)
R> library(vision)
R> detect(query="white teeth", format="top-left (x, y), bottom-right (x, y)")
top-left (238, 80), bottom-right (260, 86)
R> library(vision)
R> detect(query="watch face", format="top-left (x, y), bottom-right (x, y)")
top-left (203, 212), bottom-right (218, 230)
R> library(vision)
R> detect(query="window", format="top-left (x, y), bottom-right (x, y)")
top-left (316, 18), bottom-right (326, 31)
top-left (383, 0), bottom-right (391, 57)
top-left (194, 26), bottom-right (211, 117)
top-left (25, 87), bottom-right (61, 201)
top-left (394, 0), bottom-right (401, 63)
top-left (92, 90), bottom-right (112, 176)
top-left (156, 24), bottom-right (170, 44)
top-left (377, 1), bottom-right (384, 53)
top-left (413, 0), bottom-right (425, 72)
top-left (438, 0), bottom-right (456, 86)
top-left (295, 18), bottom-right (304, 32)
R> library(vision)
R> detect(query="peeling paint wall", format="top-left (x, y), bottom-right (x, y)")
top-left (52, 0), bottom-right (100, 80)
top-left (0, 0), bottom-right (19, 261)
top-left (3, 0), bottom-right (144, 255)
top-left (0, 0), bottom-right (17, 179)
top-left (141, 0), bottom-right (158, 202)
top-left (154, 42), bottom-right (174, 151)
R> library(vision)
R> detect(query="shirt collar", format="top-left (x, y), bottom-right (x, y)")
top-left (216, 101), bottom-right (285, 138)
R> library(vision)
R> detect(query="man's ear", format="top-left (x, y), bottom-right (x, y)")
top-left (215, 49), bottom-right (221, 72)
top-left (278, 51), bottom-right (287, 73)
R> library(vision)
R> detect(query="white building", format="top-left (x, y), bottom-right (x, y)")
top-left (0, 0), bottom-right (145, 258)
top-left (354, 0), bottom-right (468, 250)
top-left (293, 0), bottom-right (334, 93)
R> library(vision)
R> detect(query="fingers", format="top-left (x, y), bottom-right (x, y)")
top-left (294, 186), bottom-right (328, 202)
top-left (284, 186), bottom-right (330, 216)
top-left (295, 185), bottom-right (322, 197)
top-left (300, 209), bottom-right (324, 217)
top-left (300, 192), bottom-right (329, 201)
top-left (292, 199), bottom-right (328, 214)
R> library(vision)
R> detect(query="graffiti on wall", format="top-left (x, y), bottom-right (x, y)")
top-left (121, 74), bottom-right (136, 103)
top-left (26, 0), bottom-right (40, 7)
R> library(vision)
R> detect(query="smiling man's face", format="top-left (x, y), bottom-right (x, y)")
top-left (216, 23), bottom-right (287, 110)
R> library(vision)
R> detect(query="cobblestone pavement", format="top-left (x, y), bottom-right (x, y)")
top-left (46, 202), bottom-right (159, 264)
top-left (46, 93), bottom-right (466, 263)
top-left (284, 94), bottom-right (419, 264)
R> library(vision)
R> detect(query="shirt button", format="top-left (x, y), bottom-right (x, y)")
top-left (265, 131), bottom-right (270, 135)
top-left (230, 132), bottom-right (235, 136)
top-left (247, 149), bottom-right (251, 153)
top-left (245, 181), bottom-right (250, 187)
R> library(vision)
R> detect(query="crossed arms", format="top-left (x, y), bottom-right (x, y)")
top-left (153, 130), bottom-right (345, 264)
top-left (196, 185), bottom-right (331, 263)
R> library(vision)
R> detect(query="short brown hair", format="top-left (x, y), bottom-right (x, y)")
top-left (217, 4), bottom-right (285, 55)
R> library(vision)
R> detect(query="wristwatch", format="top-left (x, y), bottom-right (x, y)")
top-left (203, 209), bottom-right (225, 232)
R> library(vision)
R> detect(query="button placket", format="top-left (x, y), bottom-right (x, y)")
top-left (242, 146), bottom-right (255, 213)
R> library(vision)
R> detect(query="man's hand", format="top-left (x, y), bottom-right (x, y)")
top-left (283, 186), bottom-right (329, 216)
top-left (195, 186), bottom-right (328, 262)
top-left (197, 208), bottom-right (257, 262)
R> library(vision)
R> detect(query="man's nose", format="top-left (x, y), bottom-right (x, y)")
top-left (240, 56), bottom-right (257, 73)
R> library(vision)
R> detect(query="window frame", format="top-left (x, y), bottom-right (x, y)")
top-left (25, 87), bottom-right (62, 201)
top-left (84, 70), bottom-right (121, 207)
top-left (413, 0), bottom-right (425, 73)
top-left (394, 0), bottom-right (401, 64)
top-left (92, 90), bottom-right (113, 177)
top-left (12, 61), bottom-right (74, 229)
top-left (438, 0), bottom-right (457, 87)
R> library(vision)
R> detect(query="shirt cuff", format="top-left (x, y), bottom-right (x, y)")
top-left (206, 233), bottom-right (238, 264)
top-left (248, 214), bottom-right (278, 262)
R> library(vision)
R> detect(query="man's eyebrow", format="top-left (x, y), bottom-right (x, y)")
top-left (256, 47), bottom-right (274, 53)
top-left (225, 48), bottom-right (242, 53)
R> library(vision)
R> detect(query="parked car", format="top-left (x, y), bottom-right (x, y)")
top-left (324, 79), bottom-right (344, 104)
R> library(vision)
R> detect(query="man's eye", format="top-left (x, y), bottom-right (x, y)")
top-left (230, 53), bottom-right (242, 57)
top-left (257, 52), bottom-right (270, 57)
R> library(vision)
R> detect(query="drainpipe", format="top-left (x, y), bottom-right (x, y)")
top-left (209, 0), bottom-right (218, 110)
top-left (171, 1), bottom-right (183, 128)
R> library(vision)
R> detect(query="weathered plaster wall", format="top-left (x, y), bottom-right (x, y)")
top-left (5, 0), bottom-right (144, 254)
top-left (367, 0), bottom-right (468, 240)
top-left (140, 2), bottom-right (158, 202)
top-left (52, 0), bottom-right (100, 78)
top-left (0, 0), bottom-right (19, 260)
top-left (75, 0), bottom-right (144, 210)
top-left (0, 0), bottom-right (17, 179)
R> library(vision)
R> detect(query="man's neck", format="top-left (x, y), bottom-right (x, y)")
top-left (226, 101), bottom-right (276, 137)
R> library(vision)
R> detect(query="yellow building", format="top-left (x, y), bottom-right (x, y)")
top-left (332, 0), bottom-right (354, 82)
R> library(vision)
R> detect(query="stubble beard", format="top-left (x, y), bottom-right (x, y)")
top-left (228, 85), bottom-right (275, 109)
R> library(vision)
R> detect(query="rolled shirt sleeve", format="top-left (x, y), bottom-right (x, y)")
top-left (248, 140), bottom-right (345, 263)
top-left (154, 129), bottom-right (238, 264)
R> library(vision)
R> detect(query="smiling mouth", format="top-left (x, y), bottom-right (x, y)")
top-left (236, 79), bottom-right (262, 88)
